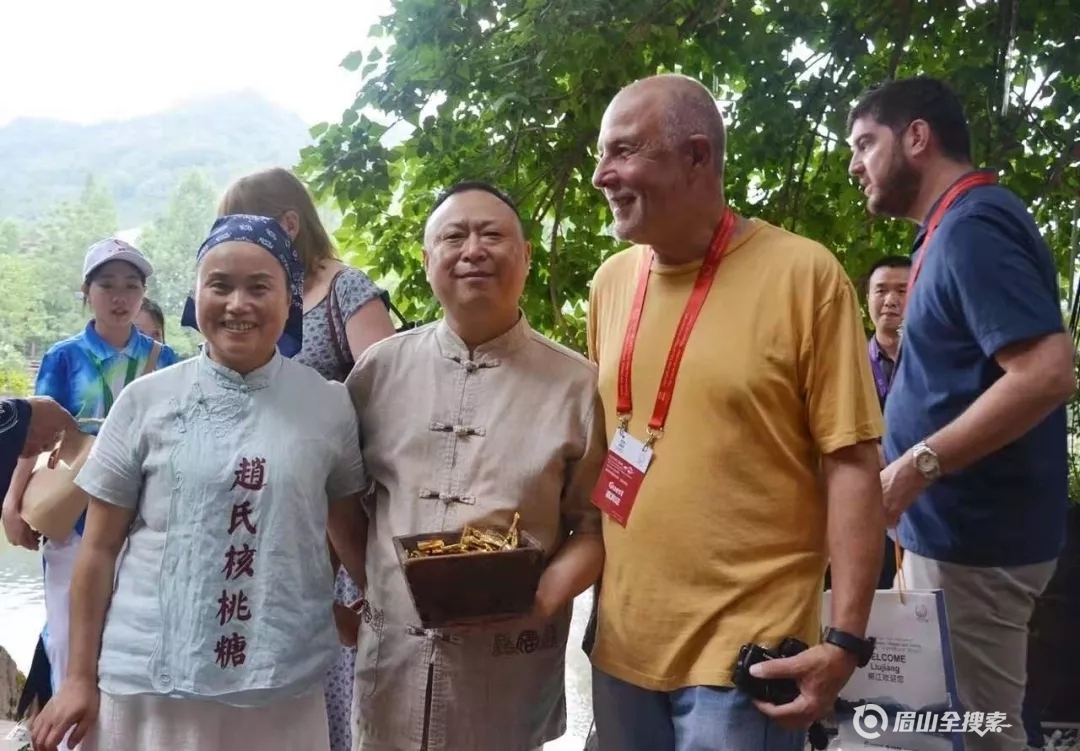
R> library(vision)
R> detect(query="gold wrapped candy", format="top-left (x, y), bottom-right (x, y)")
top-left (408, 513), bottom-right (521, 558)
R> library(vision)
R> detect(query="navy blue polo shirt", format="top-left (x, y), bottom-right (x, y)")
top-left (883, 173), bottom-right (1069, 567)
top-left (1, 398), bottom-right (31, 499)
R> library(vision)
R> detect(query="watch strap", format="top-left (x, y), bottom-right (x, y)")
top-left (824, 627), bottom-right (875, 667)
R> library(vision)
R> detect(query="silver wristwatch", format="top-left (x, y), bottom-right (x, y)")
top-left (911, 441), bottom-right (941, 481)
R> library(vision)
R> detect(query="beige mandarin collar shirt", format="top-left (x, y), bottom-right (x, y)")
top-left (345, 314), bottom-right (606, 751)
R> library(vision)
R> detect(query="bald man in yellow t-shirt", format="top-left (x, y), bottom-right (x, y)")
top-left (585, 74), bottom-right (886, 751)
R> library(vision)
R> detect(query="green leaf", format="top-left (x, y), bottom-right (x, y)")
top-left (341, 50), bottom-right (364, 72)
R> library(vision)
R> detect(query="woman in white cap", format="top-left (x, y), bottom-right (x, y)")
top-left (1, 238), bottom-right (180, 748)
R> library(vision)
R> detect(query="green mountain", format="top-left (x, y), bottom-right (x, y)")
top-left (0, 91), bottom-right (313, 227)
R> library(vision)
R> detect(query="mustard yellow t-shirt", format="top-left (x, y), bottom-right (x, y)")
top-left (587, 218), bottom-right (883, 691)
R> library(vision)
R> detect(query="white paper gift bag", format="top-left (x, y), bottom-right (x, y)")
top-left (822, 543), bottom-right (966, 751)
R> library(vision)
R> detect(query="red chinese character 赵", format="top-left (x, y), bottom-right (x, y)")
top-left (216, 589), bottom-right (252, 626)
top-left (228, 501), bottom-right (257, 535)
top-left (223, 543), bottom-right (257, 580)
top-left (213, 632), bottom-right (247, 668)
top-left (231, 457), bottom-right (267, 491)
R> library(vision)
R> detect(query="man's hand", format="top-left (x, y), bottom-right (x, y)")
top-left (880, 451), bottom-right (930, 527)
top-left (531, 564), bottom-right (573, 619)
top-left (531, 586), bottom-right (561, 620)
top-left (748, 644), bottom-right (857, 730)
top-left (22, 397), bottom-right (77, 458)
top-left (2, 500), bottom-right (39, 550)
top-left (530, 533), bottom-right (604, 620)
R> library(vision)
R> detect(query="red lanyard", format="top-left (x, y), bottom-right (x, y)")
top-left (616, 208), bottom-right (738, 444)
top-left (906, 171), bottom-right (998, 310)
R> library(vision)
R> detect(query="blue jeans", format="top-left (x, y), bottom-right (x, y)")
top-left (592, 667), bottom-right (806, 751)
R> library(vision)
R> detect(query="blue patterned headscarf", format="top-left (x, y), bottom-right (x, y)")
top-left (181, 214), bottom-right (306, 358)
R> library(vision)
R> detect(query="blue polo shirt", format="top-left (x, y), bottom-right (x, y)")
top-left (34, 321), bottom-right (180, 536)
top-left (883, 173), bottom-right (1069, 567)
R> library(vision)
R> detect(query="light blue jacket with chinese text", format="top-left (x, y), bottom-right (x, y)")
top-left (75, 348), bottom-right (367, 706)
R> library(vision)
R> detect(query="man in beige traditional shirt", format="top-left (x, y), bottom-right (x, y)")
top-left (344, 181), bottom-right (607, 751)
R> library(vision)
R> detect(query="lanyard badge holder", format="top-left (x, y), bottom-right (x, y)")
top-left (591, 209), bottom-right (738, 526)
top-left (892, 170), bottom-right (998, 374)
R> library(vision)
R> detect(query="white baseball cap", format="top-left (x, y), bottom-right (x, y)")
top-left (83, 238), bottom-right (154, 281)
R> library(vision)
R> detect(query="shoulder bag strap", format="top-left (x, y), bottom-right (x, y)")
top-left (142, 341), bottom-right (162, 377)
top-left (379, 290), bottom-right (416, 332)
top-left (324, 269), bottom-right (353, 379)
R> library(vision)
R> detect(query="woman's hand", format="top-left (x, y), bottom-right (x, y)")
top-left (333, 601), bottom-right (361, 648)
top-left (31, 675), bottom-right (99, 751)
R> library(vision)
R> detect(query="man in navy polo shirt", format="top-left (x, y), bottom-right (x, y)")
top-left (847, 76), bottom-right (1075, 751)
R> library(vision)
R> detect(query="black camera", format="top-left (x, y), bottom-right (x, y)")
top-left (731, 637), bottom-right (807, 705)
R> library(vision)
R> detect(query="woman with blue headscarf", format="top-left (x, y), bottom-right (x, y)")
top-left (30, 215), bottom-right (371, 751)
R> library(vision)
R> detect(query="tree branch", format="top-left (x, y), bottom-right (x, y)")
top-left (528, 181), bottom-right (558, 228)
top-left (1048, 141), bottom-right (1080, 191)
top-left (885, 0), bottom-right (914, 79)
top-left (788, 57), bottom-right (857, 225)
top-left (780, 56), bottom-right (836, 220)
top-left (999, 0), bottom-right (1019, 119)
top-left (547, 174), bottom-right (569, 331)
top-left (1020, 68), bottom-right (1052, 120)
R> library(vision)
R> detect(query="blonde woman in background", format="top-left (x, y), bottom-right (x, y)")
top-left (218, 167), bottom-right (395, 751)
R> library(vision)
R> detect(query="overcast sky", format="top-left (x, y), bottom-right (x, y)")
top-left (0, 0), bottom-right (389, 127)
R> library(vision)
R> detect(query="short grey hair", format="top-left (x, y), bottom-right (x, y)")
top-left (627, 74), bottom-right (727, 177)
